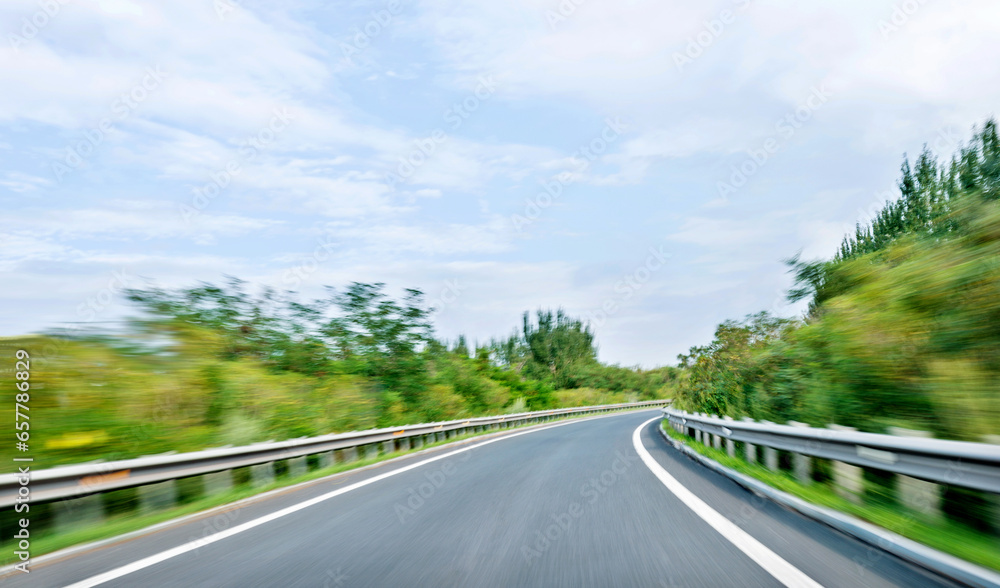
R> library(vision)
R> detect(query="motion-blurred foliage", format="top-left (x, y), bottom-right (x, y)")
top-left (675, 119), bottom-right (1000, 441)
top-left (1, 283), bottom-right (677, 471)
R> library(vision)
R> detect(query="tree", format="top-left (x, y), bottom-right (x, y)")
top-left (325, 283), bottom-right (433, 408)
top-left (451, 335), bottom-right (470, 358)
top-left (520, 309), bottom-right (598, 388)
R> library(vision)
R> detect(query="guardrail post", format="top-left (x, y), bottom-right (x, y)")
top-left (288, 456), bottom-right (307, 478)
top-left (53, 494), bottom-right (104, 533)
top-left (828, 424), bottom-right (863, 503)
top-left (760, 421), bottom-right (779, 471)
top-left (436, 432), bottom-right (445, 442)
top-left (382, 440), bottom-right (395, 454)
top-left (317, 450), bottom-right (335, 468)
top-left (723, 416), bottom-right (736, 457)
top-left (888, 427), bottom-right (941, 519)
top-left (398, 437), bottom-right (411, 451)
top-left (250, 462), bottom-right (275, 487)
top-left (364, 444), bottom-right (379, 460)
top-left (985, 435), bottom-right (1000, 534)
top-left (203, 469), bottom-right (233, 496)
top-left (340, 446), bottom-right (358, 463)
top-left (788, 421), bottom-right (812, 485)
top-left (741, 418), bottom-right (757, 463)
top-left (761, 421), bottom-right (780, 472)
top-left (411, 435), bottom-right (423, 449)
top-left (138, 480), bottom-right (178, 513)
top-left (763, 446), bottom-right (779, 471)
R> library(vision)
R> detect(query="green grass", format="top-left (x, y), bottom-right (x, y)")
top-left (660, 421), bottom-right (1000, 572)
top-left (1, 409), bottom-right (637, 566)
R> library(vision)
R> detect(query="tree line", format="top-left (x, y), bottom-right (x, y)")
top-left (675, 118), bottom-right (1000, 442)
top-left (4, 281), bottom-right (676, 469)
top-left (672, 118), bottom-right (1000, 533)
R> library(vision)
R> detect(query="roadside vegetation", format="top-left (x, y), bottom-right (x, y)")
top-left (671, 119), bottom-right (1000, 537)
top-left (674, 119), bottom-right (1000, 439)
top-left (1, 285), bottom-right (675, 471)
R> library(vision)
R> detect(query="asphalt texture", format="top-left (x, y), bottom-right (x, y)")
top-left (2, 410), bottom-right (964, 587)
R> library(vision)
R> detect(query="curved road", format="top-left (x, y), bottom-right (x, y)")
top-left (7, 410), bottom-right (960, 587)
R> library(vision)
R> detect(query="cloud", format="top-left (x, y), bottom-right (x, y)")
top-left (0, 171), bottom-right (50, 193)
top-left (668, 215), bottom-right (774, 248)
top-left (336, 215), bottom-right (514, 256)
top-left (2, 0), bottom-right (998, 368)
top-left (1, 200), bottom-right (281, 242)
top-left (414, 0), bottom-right (1000, 153)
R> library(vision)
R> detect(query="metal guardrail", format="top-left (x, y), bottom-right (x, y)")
top-left (663, 408), bottom-right (1000, 494)
top-left (0, 401), bottom-right (668, 508)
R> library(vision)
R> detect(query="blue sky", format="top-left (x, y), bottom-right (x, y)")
top-left (2, 0), bottom-right (998, 367)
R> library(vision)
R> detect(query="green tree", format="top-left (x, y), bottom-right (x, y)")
top-left (325, 283), bottom-right (433, 410)
top-left (520, 309), bottom-right (598, 388)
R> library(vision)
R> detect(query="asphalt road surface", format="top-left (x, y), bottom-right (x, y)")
top-left (4, 410), bottom-right (963, 587)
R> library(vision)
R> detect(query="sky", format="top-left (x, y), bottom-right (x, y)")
top-left (1, 0), bottom-right (998, 367)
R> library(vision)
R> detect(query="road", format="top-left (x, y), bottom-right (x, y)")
top-left (5, 410), bottom-right (961, 587)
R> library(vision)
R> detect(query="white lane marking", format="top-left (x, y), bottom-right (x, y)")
top-left (632, 417), bottom-right (824, 588)
top-left (65, 411), bottom-right (652, 588)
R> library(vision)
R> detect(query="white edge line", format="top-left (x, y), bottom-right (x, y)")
top-left (632, 417), bottom-right (825, 588)
top-left (5, 409), bottom-right (651, 576)
top-left (3, 419), bottom-right (527, 575)
top-left (62, 410), bottom-right (655, 587)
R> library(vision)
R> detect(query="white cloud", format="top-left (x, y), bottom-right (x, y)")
top-left (414, 0), bottom-right (1000, 154)
top-left (0, 171), bottom-right (50, 193)
top-left (1, 0), bottom-right (996, 367)
top-left (668, 215), bottom-right (775, 248)
top-left (0, 200), bottom-right (280, 242)
top-left (337, 215), bottom-right (514, 256)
